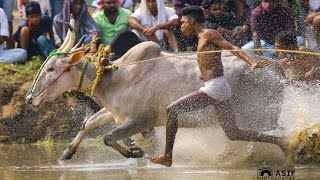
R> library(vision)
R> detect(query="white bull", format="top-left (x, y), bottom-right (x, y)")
top-left (26, 41), bottom-right (284, 160)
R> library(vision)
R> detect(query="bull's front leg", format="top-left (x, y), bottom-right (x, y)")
top-left (103, 118), bottom-right (152, 158)
top-left (60, 108), bottom-right (116, 160)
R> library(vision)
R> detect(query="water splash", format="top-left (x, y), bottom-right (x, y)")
top-left (136, 82), bottom-right (320, 168)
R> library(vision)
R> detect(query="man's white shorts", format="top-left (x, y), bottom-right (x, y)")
top-left (199, 76), bottom-right (232, 101)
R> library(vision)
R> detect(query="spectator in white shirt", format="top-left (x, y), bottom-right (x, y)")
top-left (128, 0), bottom-right (180, 52)
top-left (0, 8), bottom-right (27, 63)
top-left (0, 0), bottom-right (14, 49)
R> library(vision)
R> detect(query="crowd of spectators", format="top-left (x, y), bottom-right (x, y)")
top-left (0, 0), bottom-right (319, 81)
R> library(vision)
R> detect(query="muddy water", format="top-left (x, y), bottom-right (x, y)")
top-left (1, 85), bottom-right (320, 179)
top-left (0, 142), bottom-right (260, 180)
top-left (0, 137), bottom-right (320, 179)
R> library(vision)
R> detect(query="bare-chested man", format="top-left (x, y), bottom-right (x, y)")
top-left (275, 31), bottom-right (320, 82)
top-left (148, 6), bottom-right (285, 167)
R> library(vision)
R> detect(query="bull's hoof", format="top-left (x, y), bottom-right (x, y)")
top-left (59, 150), bottom-right (75, 161)
top-left (126, 147), bottom-right (144, 158)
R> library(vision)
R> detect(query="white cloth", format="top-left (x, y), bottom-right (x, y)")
top-left (309, 0), bottom-right (320, 11)
top-left (0, 8), bottom-right (27, 63)
top-left (199, 76), bottom-right (232, 101)
top-left (0, 8), bottom-right (9, 38)
top-left (131, 0), bottom-right (178, 41)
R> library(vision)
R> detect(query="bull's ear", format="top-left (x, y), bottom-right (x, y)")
top-left (68, 51), bottom-right (85, 65)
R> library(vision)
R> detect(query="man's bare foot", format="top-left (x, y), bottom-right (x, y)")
top-left (261, 130), bottom-right (291, 156)
top-left (147, 155), bottom-right (172, 167)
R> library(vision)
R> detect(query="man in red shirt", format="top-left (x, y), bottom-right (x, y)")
top-left (241, 0), bottom-right (300, 57)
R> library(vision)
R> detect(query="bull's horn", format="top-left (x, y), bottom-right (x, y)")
top-left (58, 24), bottom-right (70, 51)
top-left (58, 21), bottom-right (74, 52)
top-left (70, 35), bottom-right (87, 52)
top-left (60, 15), bottom-right (75, 53)
top-left (61, 23), bottom-right (76, 53)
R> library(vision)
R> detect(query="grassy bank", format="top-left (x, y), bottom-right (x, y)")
top-left (0, 57), bottom-right (42, 84)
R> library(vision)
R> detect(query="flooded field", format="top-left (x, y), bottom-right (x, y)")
top-left (1, 74), bottom-right (320, 180)
top-left (2, 84), bottom-right (320, 179)
top-left (1, 141), bottom-right (320, 180)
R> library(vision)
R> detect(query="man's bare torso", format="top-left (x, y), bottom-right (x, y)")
top-left (197, 33), bottom-right (224, 82)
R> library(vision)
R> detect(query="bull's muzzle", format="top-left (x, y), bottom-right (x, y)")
top-left (26, 94), bottom-right (33, 105)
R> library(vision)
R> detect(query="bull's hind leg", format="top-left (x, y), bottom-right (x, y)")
top-left (103, 118), bottom-right (151, 158)
top-left (60, 108), bottom-right (115, 160)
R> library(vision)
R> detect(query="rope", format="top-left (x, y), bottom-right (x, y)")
top-left (85, 37), bottom-right (100, 47)
top-left (105, 48), bottom-right (320, 69)
top-left (30, 45), bottom-right (320, 95)
top-left (77, 57), bottom-right (90, 91)
top-left (79, 44), bottom-right (113, 96)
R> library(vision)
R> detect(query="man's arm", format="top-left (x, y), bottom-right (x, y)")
top-left (156, 18), bottom-right (180, 31)
top-left (207, 29), bottom-right (268, 70)
top-left (18, 0), bottom-right (23, 17)
top-left (52, 25), bottom-right (62, 47)
top-left (207, 29), bottom-right (255, 65)
top-left (144, 7), bottom-right (180, 36)
top-left (143, 18), bottom-right (180, 36)
top-left (128, 16), bottom-right (146, 32)
top-left (0, 36), bottom-right (7, 45)
top-left (250, 7), bottom-right (262, 54)
top-left (252, 31), bottom-right (260, 49)
top-left (128, 16), bottom-right (159, 42)
top-left (90, 33), bottom-right (98, 53)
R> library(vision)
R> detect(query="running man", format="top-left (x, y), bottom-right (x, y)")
top-left (148, 6), bottom-right (285, 167)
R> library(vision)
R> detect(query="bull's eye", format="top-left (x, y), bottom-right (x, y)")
top-left (47, 67), bottom-right (54, 72)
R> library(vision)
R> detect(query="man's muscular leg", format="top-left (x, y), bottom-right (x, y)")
top-left (213, 100), bottom-right (284, 148)
top-left (148, 91), bottom-right (215, 167)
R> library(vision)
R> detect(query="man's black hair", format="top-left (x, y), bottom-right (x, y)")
top-left (25, 1), bottom-right (42, 16)
top-left (275, 31), bottom-right (297, 47)
top-left (181, 6), bottom-right (205, 23)
top-left (202, 0), bottom-right (221, 9)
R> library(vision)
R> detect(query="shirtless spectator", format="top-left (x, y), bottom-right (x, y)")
top-left (128, 0), bottom-right (180, 52)
top-left (148, 6), bottom-right (284, 167)
top-left (275, 31), bottom-right (320, 82)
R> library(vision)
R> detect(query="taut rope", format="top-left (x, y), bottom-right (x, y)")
top-left (105, 48), bottom-right (320, 70)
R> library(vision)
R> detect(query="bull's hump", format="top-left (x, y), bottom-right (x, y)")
top-left (117, 41), bottom-right (161, 64)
